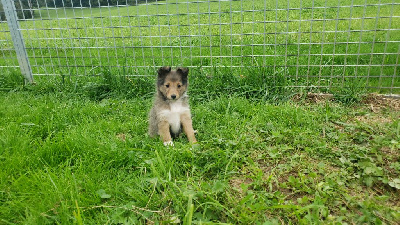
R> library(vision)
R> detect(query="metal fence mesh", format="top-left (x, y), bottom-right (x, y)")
top-left (0, 0), bottom-right (399, 92)
top-left (0, 6), bottom-right (18, 70)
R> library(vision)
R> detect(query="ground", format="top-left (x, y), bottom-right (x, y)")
top-left (0, 90), bottom-right (399, 224)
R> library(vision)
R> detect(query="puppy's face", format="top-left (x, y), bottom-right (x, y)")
top-left (157, 66), bottom-right (188, 100)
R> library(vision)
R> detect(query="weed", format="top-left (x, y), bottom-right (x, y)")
top-left (0, 70), bottom-right (25, 90)
top-left (332, 78), bottom-right (367, 105)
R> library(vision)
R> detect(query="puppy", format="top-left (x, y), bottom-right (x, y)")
top-left (148, 66), bottom-right (197, 146)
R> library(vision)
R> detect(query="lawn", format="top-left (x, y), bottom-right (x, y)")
top-left (0, 71), bottom-right (400, 223)
top-left (0, 0), bottom-right (399, 92)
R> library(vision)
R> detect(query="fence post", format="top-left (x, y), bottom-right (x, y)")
top-left (1, 0), bottom-right (33, 83)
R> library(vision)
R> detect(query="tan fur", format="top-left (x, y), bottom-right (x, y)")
top-left (148, 66), bottom-right (197, 146)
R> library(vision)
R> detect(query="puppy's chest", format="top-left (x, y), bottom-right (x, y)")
top-left (159, 101), bottom-right (190, 130)
top-left (169, 101), bottom-right (188, 114)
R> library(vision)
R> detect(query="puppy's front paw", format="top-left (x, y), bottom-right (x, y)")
top-left (191, 142), bottom-right (201, 150)
top-left (163, 141), bottom-right (174, 147)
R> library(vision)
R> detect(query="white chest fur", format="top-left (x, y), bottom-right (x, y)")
top-left (158, 99), bottom-right (190, 134)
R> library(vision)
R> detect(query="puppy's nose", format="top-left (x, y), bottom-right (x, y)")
top-left (171, 94), bottom-right (177, 99)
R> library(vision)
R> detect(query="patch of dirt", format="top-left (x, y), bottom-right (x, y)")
top-left (354, 115), bottom-right (393, 125)
top-left (292, 92), bottom-right (333, 104)
top-left (381, 146), bottom-right (400, 169)
top-left (356, 115), bottom-right (392, 123)
top-left (229, 178), bottom-right (253, 195)
top-left (381, 146), bottom-right (400, 157)
top-left (116, 133), bottom-right (128, 142)
top-left (362, 93), bottom-right (400, 112)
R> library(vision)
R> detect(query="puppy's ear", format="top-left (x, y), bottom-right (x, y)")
top-left (157, 66), bottom-right (171, 85)
top-left (176, 67), bottom-right (189, 84)
top-left (176, 67), bottom-right (189, 76)
top-left (158, 66), bottom-right (171, 78)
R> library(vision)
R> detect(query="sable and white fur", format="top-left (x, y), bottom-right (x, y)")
top-left (148, 66), bottom-right (197, 146)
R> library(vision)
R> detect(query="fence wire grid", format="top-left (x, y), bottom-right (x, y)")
top-left (0, 0), bottom-right (399, 92)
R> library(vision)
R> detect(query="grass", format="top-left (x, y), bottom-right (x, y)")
top-left (0, 70), bottom-right (400, 224)
top-left (0, 0), bottom-right (399, 92)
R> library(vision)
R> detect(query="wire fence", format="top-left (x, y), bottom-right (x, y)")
top-left (0, 0), bottom-right (399, 92)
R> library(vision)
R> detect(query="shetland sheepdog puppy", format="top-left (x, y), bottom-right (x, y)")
top-left (148, 66), bottom-right (197, 146)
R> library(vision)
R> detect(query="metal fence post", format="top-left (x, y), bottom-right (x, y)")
top-left (1, 0), bottom-right (33, 83)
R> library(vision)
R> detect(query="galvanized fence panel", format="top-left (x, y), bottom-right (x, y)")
top-left (0, 0), bottom-right (399, 92)
top-left (1, 0), bottom-right (33, 83)
top-left (0, 0), bottom-right (20, 78)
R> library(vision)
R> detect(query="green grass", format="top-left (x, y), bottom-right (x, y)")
top-left (0, 0), bottom-right (399, 93)
top-left (1, 73), bottom-right (400, 223)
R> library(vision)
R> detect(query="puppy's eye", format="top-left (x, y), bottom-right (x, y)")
top-left (166, 84), bottom-right (170, 88)
top-left (177, 84), bottom-right (181, 88)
